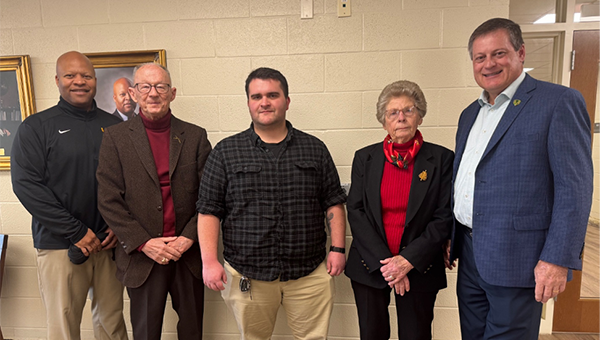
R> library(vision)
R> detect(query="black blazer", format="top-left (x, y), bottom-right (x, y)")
top-left (345, 141), bottom-right (454, 291)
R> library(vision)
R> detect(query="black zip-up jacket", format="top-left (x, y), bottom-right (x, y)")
top-left (11, 97), bottom-right (122, 249)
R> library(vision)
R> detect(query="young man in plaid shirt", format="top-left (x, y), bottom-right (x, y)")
top-left (197, 67), bottom-right (347, 340)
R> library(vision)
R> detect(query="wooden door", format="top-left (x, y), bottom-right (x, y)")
top-left (552, 29), bottom-right (599, 333)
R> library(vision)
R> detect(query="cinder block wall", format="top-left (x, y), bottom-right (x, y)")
top-left (0, 0), bottom-right (572, 339)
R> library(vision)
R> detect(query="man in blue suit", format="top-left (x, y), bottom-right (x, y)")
top-left (449, 18), bottom-right (593, 339)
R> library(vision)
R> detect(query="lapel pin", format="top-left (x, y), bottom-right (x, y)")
top-left (419, 170), bottom-right (427, 182)
top-left (174, 135), bottom-right (181, 144)
top-left (513, 99), bottom-right (521, 106)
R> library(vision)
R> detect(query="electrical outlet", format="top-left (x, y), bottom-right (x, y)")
top-left (338, 0), bottom-right (351, 17)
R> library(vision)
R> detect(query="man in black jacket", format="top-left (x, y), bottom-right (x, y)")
top-left (11, 51), bottom-right (128, 340)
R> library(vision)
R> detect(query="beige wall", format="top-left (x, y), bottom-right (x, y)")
top-left (3, 0), bottom-right (580, 339)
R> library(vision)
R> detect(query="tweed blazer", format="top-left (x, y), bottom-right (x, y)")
top-left (345, 141), bottom-right (454, 291)
top-left (450, 74), bottom-right (593, 287)
top-left (97, 114), bottom-right (212, 288)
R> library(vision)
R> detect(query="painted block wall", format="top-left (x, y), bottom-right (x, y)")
top-left (0, 0), bottom-right (576, 338)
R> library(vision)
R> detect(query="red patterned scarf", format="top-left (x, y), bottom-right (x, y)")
top-left (383, 130), bottom-right (423, 169)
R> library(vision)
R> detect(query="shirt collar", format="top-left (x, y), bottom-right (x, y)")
top-left (58, 97), bottom-right (99, 120)
top-left (116, 109), bottom-right (129, 121)
top-left (139, 109), bottom-right (172, 131)
top-left (478, 70), bottom-right (526, 107)
top-left (248, 120), bottom-right (294, 146)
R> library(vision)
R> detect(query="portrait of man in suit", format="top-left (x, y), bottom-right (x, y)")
top-left (111, 77), bottom-right (136, 121)
top-left (97, 62), bottom-right (212, 340)
top-left (448, 18), bottom-right (593, 340)
top-left (93, 66), bottom-right (138, 117)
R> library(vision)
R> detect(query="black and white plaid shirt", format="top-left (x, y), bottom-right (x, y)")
top-left (197, 121), bottom-right (346, 281)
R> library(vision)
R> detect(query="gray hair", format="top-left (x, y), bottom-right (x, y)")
top-left (132, 62), bottom-right (171, 84)
top-left (468, 18), bottom-right (524, 60)
top-left (376, 80), bottom-right (427, 125)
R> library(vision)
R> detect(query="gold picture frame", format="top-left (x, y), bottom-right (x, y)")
top-left (0, 55), bottom-right (35, 170)
top-left (85, 49), bottom-right (166, 69)
top-left (85, 50), bottom-right (166, 121)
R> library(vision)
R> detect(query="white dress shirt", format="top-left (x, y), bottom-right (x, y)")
top-left (117, 110), bottom-right (129, 121)
top-left (454, 71), bottom-right (526, 228)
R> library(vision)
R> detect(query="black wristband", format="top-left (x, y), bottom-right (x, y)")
top-left (330, 246), bottom-right (345, 254)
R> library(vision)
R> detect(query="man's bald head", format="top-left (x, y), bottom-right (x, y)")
top-left (113, 77), bottom-right (136, 118)
top-left (55, 51), bottom-right (97, 111)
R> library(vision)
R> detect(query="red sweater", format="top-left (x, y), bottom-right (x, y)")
top-left (380, 141), bottom-right (414, 256)
top-left (140, 110), bottom-right (176, 238)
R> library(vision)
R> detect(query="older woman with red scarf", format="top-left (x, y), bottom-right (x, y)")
top-left (345, 80), bottom-right (454, 340)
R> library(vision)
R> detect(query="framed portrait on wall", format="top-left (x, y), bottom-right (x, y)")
top-left (0, 55), bottom-right (35, 170)
top-left (85, 50), bottom-right (166, 121)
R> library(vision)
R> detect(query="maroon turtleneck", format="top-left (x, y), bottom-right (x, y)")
top-left (380, 138), bottom-right (415, 256)
top-left (140, 110), bottom-right (176, 238)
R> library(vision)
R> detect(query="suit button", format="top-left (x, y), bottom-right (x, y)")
top-left (366, 267), bottom-right (369, 270)
top-left (157, 233), bottom-right (162, 236)
top-left (157, 205), bottom-right (162, 211)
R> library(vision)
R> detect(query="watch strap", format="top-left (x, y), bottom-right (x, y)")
top-left (330, 246), bottom-right (345, 254)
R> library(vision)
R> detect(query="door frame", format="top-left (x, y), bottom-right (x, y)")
top-left (552, 29), bottom-right (599, 333)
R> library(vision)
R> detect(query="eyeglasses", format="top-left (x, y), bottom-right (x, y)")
top-left (134, 83), bottom-right (171, 94)
top-left (385, 106), bottom-right (418, 119)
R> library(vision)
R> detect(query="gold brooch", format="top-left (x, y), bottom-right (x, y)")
top-left (419, 170), bottom-right (427, 181)
top-left (101, 127), bottom-right (104, 132)
top-left (513, 99), bottom-right (521, 106)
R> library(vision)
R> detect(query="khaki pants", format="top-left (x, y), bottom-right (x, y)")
top-left (36, 248), bottom-right (128, 340)
top-left (222, 261), bottom-right (334, 340)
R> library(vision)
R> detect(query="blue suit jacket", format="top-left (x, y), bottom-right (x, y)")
top-left (451, 74), bottom-right (593, 288)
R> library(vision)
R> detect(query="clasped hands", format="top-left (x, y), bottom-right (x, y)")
top-left (142, 236), bottom-right (193, 265)
top-left (380, 255), bottom-right (413, 295)
top-left (74, 228), bottom-right (119, 256)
